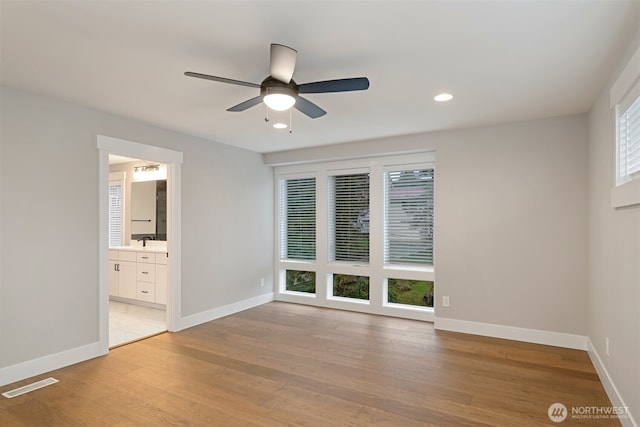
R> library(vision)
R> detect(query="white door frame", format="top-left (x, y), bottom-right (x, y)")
top-left (97, 135), bottom-right (183, 355)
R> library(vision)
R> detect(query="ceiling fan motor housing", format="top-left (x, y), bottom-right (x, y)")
top-left (260, 76), bottom-right (298, 98)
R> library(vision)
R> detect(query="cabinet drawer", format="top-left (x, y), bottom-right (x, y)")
top-left (119, 251), bottom-right (137, 262)
top-left (156, 252), bottom-right (168, 265)
top-left (136, 281), bottom-right (156, 302)
top-left (137, 263), bottom-right (156, 282)
top-left (137, 252), bottom-right (155, 263)
top-left (108, 250), bottom-right (118, 261)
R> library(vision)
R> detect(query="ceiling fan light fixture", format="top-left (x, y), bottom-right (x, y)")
top-left (263, 93), bottom-right (296, 111)
top-left (273, 122), bottom-right (288, 129)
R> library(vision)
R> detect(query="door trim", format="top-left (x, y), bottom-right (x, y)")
top-left (97, 135), bottom-right (183, 355)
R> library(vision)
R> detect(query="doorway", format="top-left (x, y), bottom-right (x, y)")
top-left (97, 135), bottom-right (183, 355)
top-left (108, 156), bottom-right (168, 347)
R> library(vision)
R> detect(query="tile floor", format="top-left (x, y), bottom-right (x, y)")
top-left (109, 300), bottom-right (167, 347)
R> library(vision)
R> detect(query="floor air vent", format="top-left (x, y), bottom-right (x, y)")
top-left (2, 377), bottom-right (59, 398)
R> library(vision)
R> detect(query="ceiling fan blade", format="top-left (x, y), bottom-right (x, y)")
top-left (184, 72), bottom-right (260, 89)
top-left (294, 96), bottom-right (327, 119)
top-left (227, 96), bottom-right (263, 112)
top-left (270, 43), bottom-right (297, 84)
top-left (298, 77), bottom-right (370, 94)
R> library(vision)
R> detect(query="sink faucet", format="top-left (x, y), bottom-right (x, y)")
top-left (138, 236), bottom-right (153, 247)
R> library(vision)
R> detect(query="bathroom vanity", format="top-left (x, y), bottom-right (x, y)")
top-left (109, 246), bottom-right (167, 306)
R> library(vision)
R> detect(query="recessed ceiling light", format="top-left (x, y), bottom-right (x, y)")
top-left (434, 93), bottom-right (454, 102)
top-left (273, 122), bottom-right (288, 129)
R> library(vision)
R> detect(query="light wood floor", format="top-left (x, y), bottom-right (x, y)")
top-left (1, 302), bottom-right (618, 426)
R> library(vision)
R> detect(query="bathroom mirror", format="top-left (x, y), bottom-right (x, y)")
top-left (130, 180), bottom-right (167, 241)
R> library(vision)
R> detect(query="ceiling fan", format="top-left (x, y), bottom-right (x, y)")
top-left (185, 43), bottom-right (369, 119)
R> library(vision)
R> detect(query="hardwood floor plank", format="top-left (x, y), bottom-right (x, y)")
top-left (0, 302), bottom-right (620, 426)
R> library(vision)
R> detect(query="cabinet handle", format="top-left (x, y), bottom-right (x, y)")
top-left (115, 263), bottom-right (120, 272)
top-left (141, 256), bottom-right (149, 260)
top-left (142, 271), bottom-right (149, 274)
top-left (141, 290), bottom-right (149, 294)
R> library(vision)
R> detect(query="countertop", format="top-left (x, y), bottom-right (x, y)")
top-left (109, 245), bottom-right (167, 253)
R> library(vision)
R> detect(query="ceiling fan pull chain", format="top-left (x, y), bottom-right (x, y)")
top-left (289, 109), bottom-right (293, 134)
top-left (264, 100), bottom-right (270, 123)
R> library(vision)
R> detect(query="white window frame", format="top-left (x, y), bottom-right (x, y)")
top-left (276, 172), bottom-right (318, 297)
top-left (610, 45), bottom-right (640, 208)
top-left (274, 153), bottom-right (436, 322)
top-left (383, 163), bottom-right (435, 268)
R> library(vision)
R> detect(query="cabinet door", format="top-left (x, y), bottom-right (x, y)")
top-left (118, 260), bottom-right (137, 299)
top-left (109, 260), bottom-right (119, 296)
top-left (156, 264), bottom-right (167, 305)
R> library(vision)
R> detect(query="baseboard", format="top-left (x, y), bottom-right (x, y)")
top-left (0, 342), bottom-right (104, 387)
top-left (178, 292), bottom-right (274, 331)
top-left (587, 338), bottom-right (637, 427)
top-left (434, 317), bottom-right (588, 350)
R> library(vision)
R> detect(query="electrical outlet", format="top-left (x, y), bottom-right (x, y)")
top-left (442, 296), bottom-right (450, 307)
top-left (605, 337), bottom-right (610, 356)
top-left (260, 277), bottom-right (265, 287)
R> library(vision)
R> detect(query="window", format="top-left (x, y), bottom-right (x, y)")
top-left (610, 46), bottom-right (640, 208)
top-left (617, 94), bottom-right (640, 184)
top-left (387, 279), bottom-right (434, 307)
top-left (108, 173), bottom-right (125, 247)
top-left (328, 173), bottom-right (370, 263)
top-left (286, 270), bottom-right (316, 293)
top-left (275, 153), bottom-right (436, 320)
top-left (384, 168), bottom-right (434, 265)
top-left (333, 274), bottom-right (369, 300)
top-left (279, 177), bottom-right (316, 260)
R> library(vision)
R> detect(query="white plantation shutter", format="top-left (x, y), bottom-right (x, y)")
top-left (618, 94), bottom-right (640, 182)
top-left (108, 180), bottom-right (123, 247)
top-left (280, 178), bottom-right (316, 260)
top-left (328, 173), bottom-right (370, 263)
top-left (384, 169), bottom-right (434, 265)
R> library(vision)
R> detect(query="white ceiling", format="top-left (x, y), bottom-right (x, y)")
top-left (1, 1), bottom-right (638, 154)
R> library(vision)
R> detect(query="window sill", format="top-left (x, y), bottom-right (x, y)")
top-left (384, 265), bottom-right (434, 273)
top-left (327, 296), bottom-right (370, 305)
top-left (384, 302), bottom-right (434, 313)
top-left (611, 178), bottom-right (640, 208)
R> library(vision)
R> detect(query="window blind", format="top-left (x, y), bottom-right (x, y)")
top-left (384, 169), bottom-right (434, 265)
top-left (280, 178), bottom-right (316, 260)
top-left (328, 173), bottom-right (370, 263)
top-left (108, 181), bottom-right (123, 247)
top-left (618, 95), bottom-right (640, 181)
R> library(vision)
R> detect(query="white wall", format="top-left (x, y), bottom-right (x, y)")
top-left (0, 86), bottom-right (274, 371)
top-left (587, 39), bottom-right (640, 424)
top-left (266, 114), bottom-right (589, 337)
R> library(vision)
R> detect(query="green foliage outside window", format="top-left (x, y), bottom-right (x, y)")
top-left (333, 274), bottom-right (369, 300)
top-left (388, 279), bottom-right (434, 307)
top-left (286, 270), bottom-right (316, 293)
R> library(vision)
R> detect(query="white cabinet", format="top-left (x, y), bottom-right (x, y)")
top-left (155, 253), bottom-right (168, 305)
top-left (109, 250), bottom-right (137, 299)
top-left (109, 249), bottom-right (167, 305)
top-left (118, 261), bottom-right (137, 299)
top-left (136, 252), bottom-right (156, 302)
